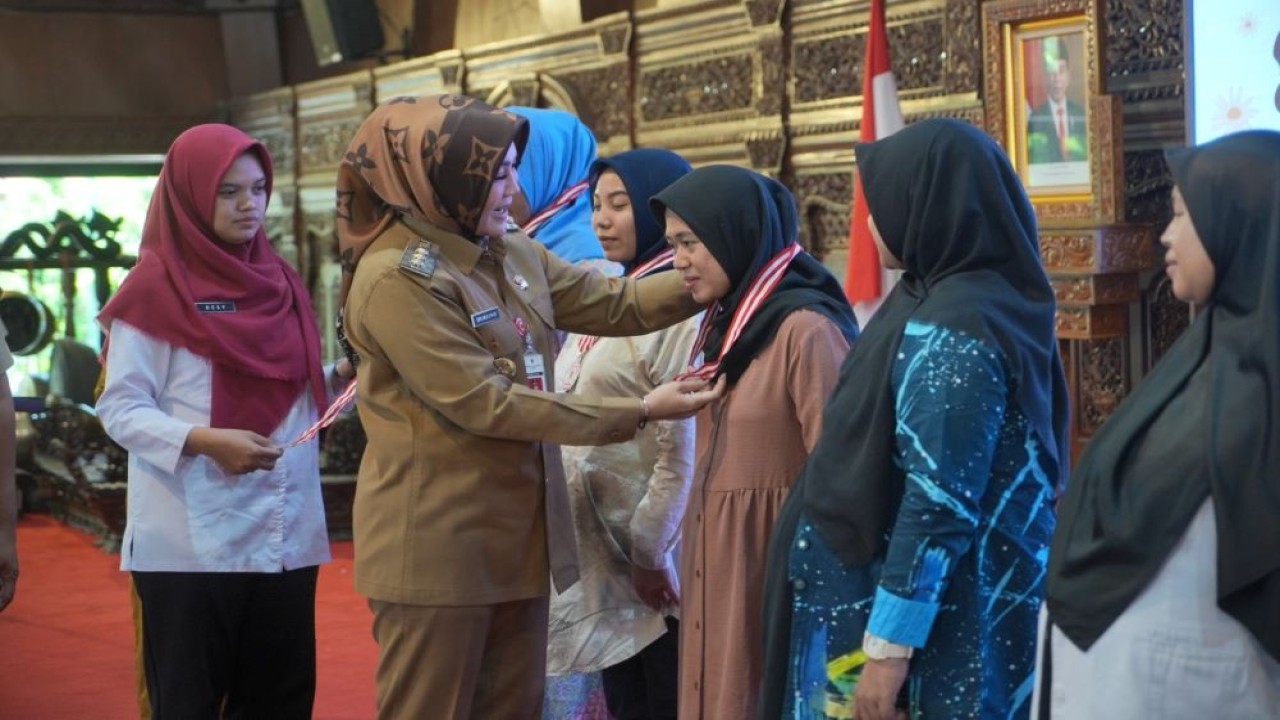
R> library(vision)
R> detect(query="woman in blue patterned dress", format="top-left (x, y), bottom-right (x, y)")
top-left (758, 118), bottom-right (1071, 720)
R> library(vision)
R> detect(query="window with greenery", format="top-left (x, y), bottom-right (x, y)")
top-left (0, 176), bottom-right (155, 395)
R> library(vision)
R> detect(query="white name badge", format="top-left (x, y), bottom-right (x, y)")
top-left (524, 350), bottom-right (546, 391)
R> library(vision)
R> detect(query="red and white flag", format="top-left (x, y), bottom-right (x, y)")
top-left (845, 0), bottom-right (905, 327)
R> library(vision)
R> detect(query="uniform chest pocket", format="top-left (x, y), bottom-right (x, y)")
top-left (475, 313), bottom-right (523, 358)
top-left (526, 291), bottom-right (555, 331)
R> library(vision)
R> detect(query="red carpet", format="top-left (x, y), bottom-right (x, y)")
top-left (0, 514), bottom-right (378, 719)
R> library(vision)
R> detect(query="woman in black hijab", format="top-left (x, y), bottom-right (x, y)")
top-left (546, 148), bottom-right (698, 720)
top-left (1039, 131), bottom-right (1280, 717)
top-left (758, 118), bottom-right (1070, 719)
top-left (650, 165), bottom-right (858, 719)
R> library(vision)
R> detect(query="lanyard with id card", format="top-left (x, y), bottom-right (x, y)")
top-left (513, 317), bottom-right (546, 391)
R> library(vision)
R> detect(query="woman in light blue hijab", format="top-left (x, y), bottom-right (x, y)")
top-left (504, 106), bottom-right (612, 270)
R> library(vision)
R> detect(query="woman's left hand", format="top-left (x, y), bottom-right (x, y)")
top-left (854, 658), bottom-right (909, 720)
top-left (631, 563), bottom-right (680, 611)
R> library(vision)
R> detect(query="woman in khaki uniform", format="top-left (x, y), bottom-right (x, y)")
top-left (336, 94), bottom-right (722, 720)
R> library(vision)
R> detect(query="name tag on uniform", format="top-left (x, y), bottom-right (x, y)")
top-left (470, 307), bottom-right (500, 328)
top-left (195, 301), bottom-right (236, 313)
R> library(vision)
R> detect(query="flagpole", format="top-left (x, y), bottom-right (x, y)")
top-left (844, 0), bottom-right (905, 328)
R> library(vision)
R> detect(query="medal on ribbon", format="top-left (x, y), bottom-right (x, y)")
top-left (680, 243), bottom-right (803, 381)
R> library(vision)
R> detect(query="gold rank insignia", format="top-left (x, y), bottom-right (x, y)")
top-left (493, 357), bottom-right (518, 379)
top-left (398, 239), bottom-right (438, 279)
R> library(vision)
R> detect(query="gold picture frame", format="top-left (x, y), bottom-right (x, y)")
top-left (983, 0), bottom-right (1123, 224)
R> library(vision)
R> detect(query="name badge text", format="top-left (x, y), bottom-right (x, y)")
top-left (195, 301), bottom-right (236, 313)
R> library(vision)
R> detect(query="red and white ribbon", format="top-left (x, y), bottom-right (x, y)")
top-left (287, 379), bottom-right (358, 448)
top-left (678, 243), bottom-right (803, 381)
top-left (520, 181), bottom-right (590, 237)
top-left (574, 248), bottom-right (677, 359)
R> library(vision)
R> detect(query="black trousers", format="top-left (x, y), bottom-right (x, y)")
top-left (600, 617), bottom-right (679, 720)
top-left (132, 566), bottom-right (318, 720)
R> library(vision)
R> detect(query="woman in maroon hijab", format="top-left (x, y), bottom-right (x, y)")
top-left (97, 124), bottom-right (347, 719)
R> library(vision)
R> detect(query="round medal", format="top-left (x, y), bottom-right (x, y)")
top-left (493, 357), bottom-right (518, 379)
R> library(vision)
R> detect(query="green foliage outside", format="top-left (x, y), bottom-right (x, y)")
top-left (0, 176), bottom-right (155, 394)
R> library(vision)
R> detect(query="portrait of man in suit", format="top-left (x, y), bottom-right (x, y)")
top-left (1026, 36), bottom-right (1088, 165)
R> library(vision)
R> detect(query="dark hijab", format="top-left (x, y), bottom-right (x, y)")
top-left (801, 117), bottom-right (1070, 568)
top-left (650, 165), bottom-right (857, 384)
top-left (760, 119), bottom-right (1069, 718)
top-left (335, 94), bottom-right (529, 305)
top-left (589, 148), bottom-right (692, 273)
top-left (1047, 130), bottom-right (1280, 660)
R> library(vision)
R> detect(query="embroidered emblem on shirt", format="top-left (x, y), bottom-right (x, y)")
top-left (195, 301), bottom-right (236, 313)
top-left (493, 357), bottom-right (518, 379)
top-left (398, 240), bottom-right (438, 279)
top-left (470, 307), bottom-right (501, 328)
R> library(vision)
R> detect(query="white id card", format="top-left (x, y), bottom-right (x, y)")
top-left (524, 350), bottom-right (546, 391)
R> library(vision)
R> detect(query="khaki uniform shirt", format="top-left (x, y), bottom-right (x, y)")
top-left (343, 219), bottom-right (700, 606)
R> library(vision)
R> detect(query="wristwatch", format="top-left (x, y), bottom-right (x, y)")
top-left (862, 631), bottom-right (914, 660)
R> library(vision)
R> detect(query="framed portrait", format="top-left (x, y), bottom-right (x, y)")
top-left (1017, 27), bottom-right (1090, 190)
top-left (983, 0), bottom-right (1123, 223)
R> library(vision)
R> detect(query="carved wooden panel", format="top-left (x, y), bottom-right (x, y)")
top-left (298, 118), bottom-right (369, 175)
top-left (793, 34), bottom-right (860, 105)
top-left (1051, 273), bottom-right (1140, 305)
top-left (1077, 336), bottom-right (1128, 435)
top-left (558, 63), bottom-right (634, 142)
top-left (786, 0), bottom-right (981, 212)
top-left (1057, 304), bottom-right (1127, 340)
top-left (1144, 271), bottom-right (1190, 371)
top-left (790, 18), bottom-right (947, 105)
top-left (792, 172), bottom-right (854, 208)
top-left (461, 14), bottom-right (633, 149)
top-left (1123, 149), bottom-right (1174, 226)
top-left (758, 34), bottom-right (786, 117)
top-left (799, 195), bottom-right (851, 261)
top-left (743, 131), bottom-right (784, 173)
top-left (372, 50), bottom-right (466, 102)
top-left (1103, 0), bottom-right (1183, 79)
top-left (889, 19), bottom-right (947, 92)
top-left (945, 0), bottom-right (982, 94)
top-left (630, 3), bottom-right (785, 166)
top-left (227, 88), bottom-right (296, 172)
top-left (295, 71), bottom-right (375, 178)
top-left (792, 171), bottom-right (853, 253)
top-left (1103, 0), bottom-right (1185, 150)
top-left (1040, 225), bottom-right (1155, 274)
top-left (744, 0), bottom-right (784, 27)
top-left (598, 24), bottom-right (632, 56)
top-left (640, 54), bottom-right (757, 121)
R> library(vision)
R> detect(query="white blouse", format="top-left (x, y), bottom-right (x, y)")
top-left (1, 318), bottom-right (13, 371)
top-left (547, 313), bottom-right (702, 674)
top-left (97, 320), bottom-right (334, 573)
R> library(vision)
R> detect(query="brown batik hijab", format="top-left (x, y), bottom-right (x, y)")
top-left (335, 94), bottom-right (529, 304)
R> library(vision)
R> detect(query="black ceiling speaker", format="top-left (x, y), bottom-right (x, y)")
top-left (300, 0), bottom-right (385, 67)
